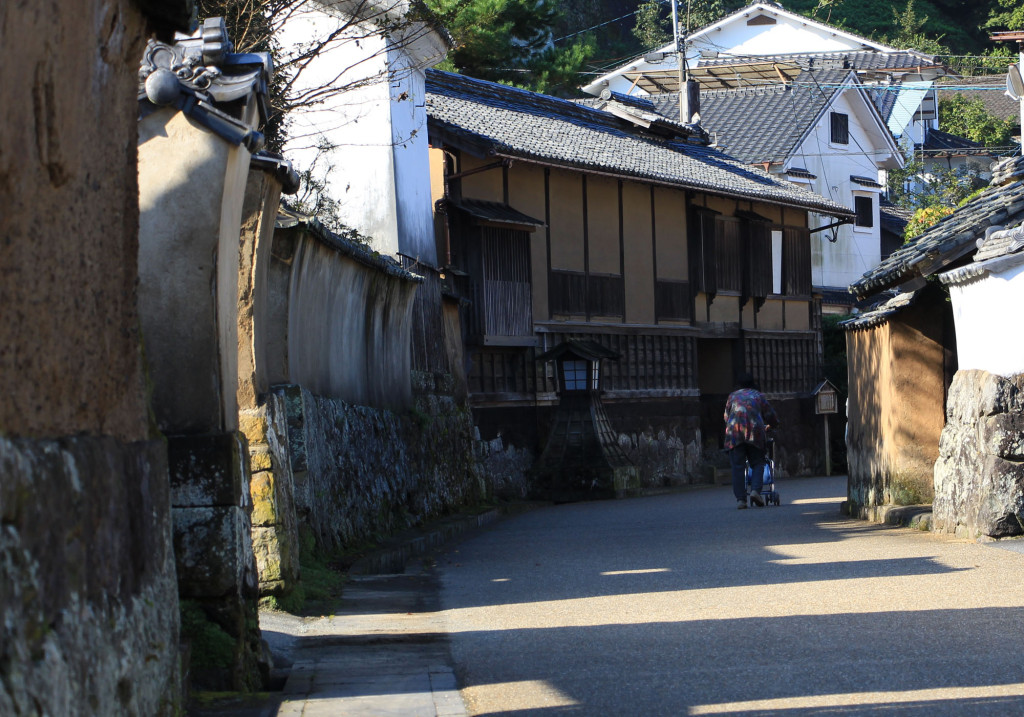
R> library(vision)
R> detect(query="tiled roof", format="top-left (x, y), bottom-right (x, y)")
top-left (849, 156), bottom-right (1024, 298)
top-left (939, 222), bottom-right (1024, 284)
top-left (920, 128), bottom-right (991, 155)
top-left (840, 291), bottom-right (919, 330)
top-left (276, 208), bottom-right (421, 282)
top-left (650, 69), bottom-right (848, 165)
top-left (851, 175), bottom-right (884, 188)
top-left (868, 85), bottom-right (900, 122)
top-left (447, 198), bottom-right (545, 227)
top-left (425, 70), bottom-right (853, 217)
top-left (936, 75), bottom-right (1020, 123)
top-left (879, 199), bottom-right (913, 234)
top-left (973, 223), bottom-right (1024, 262)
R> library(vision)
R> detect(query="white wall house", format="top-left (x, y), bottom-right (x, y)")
top-left (583, 2), bottom-right (945, 149)
top-left (278, 0), bottom-right (450, 264)
top-left (789, 77), bottom-right (903, 292)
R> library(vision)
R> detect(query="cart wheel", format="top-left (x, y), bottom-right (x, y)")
top-left (773, 494), bottom-right (780, 506)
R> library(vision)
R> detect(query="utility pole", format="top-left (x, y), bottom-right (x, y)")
top-left (671, 0), bottom-right (699, 124)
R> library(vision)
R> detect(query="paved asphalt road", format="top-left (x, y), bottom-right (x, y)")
top-left (435, 476), bottom-right (1024, 716)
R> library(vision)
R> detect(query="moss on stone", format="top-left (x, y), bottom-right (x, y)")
top-left (179, 601), bottom-right (234, 671)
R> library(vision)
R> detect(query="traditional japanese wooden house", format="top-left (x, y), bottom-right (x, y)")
top-left (425, 70), bottom-right (855, 478)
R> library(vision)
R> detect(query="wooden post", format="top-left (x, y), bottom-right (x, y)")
top-left (824, 413), bottom-right (832, 477)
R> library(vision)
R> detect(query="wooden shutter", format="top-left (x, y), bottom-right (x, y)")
top-left (782, 227), bottom-right (811, 296)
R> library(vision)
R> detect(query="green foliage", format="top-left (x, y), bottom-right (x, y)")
top-left (905, 204), bottom-right (954, 240)
top-left (426, 0), bottom-right (593, 95)
top-left (985, 0), bottom-right (1024, 31)
top-left (632, 0), bottom-right (670, 48)
top-left (877, 0), bottom-right (948, 54)
top-left (684, 0), bottom-right (739, 32)
top-left (938, 95), bottom-right (1018, 147)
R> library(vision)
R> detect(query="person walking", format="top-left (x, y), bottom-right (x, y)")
top-left (724, 373), bottom-right (779, 509)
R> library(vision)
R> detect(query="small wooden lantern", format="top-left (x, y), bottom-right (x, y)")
top-left (813, 380), bottom-right (838, 415)
top-left (537, 339), bottom-right (616, 395)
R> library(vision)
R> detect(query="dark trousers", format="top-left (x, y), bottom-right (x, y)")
top-left (730, 442), bottom-right (766, 501)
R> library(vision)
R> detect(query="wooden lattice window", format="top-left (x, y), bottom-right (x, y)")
top-left (782, 227), bottom-right (811, 296)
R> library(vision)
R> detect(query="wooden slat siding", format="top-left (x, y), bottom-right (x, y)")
top-left (715, 218), bottom-right (743, 292)
top-left (783, 227), bottom-right (812, 296)
top-left (549, 270), bottom-right (587, 315)
top-left (655, 279), bottom-right (692, 320)
top-left (467, 333), bottom-right (703, 403)
top-left (588, 274), bottom-right (625, 317)
top-left (747, 222), bottom-right (772, 298)
top-left (482, 226), bottom-right (533, 337)
top-left (398, 258), bottom-right (450, 374)
top-left (745, 335), bottom-right (818, 394)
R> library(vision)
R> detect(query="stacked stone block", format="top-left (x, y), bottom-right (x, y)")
top-left (934, 370), bottom-right (1024, 538)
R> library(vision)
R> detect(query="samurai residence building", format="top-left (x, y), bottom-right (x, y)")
top-left (425, 70), bottom-right (853, 480)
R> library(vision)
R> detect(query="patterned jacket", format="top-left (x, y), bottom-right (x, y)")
top-left (724, 388), bottom-right (779, 450)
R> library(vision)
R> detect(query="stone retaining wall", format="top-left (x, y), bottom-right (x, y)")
top-left (246, 383), bottom-right (491, 595)
top-left (933, 370), bottom-right (1024, 538)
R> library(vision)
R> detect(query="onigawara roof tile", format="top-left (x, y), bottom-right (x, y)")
top-left (425, 70), bottom-right (853, 218)
top-left (850, 155), bottom-right (1024, 298)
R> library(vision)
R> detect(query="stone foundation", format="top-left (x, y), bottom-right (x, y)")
top-left (933, 370), bottom-right (1024, 538)
top-left (0, 436), bottom-right (180, 715)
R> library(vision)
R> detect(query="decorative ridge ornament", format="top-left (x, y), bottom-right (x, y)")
top-left (138, 17), bottom-right (272, 153)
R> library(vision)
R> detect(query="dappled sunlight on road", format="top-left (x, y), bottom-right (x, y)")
top-left (790, 496), bottom-right (845, 505)
top-left (462, 680), bottom-right (580, 712)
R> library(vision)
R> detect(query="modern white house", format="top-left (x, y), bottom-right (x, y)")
top-left (278, 0), bottom-right (451, 265)
top-left (583, 2), bottom-right (946, 147)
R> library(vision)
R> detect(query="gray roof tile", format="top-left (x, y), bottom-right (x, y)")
top-left (849, 156), bottom-right (1024, 297)
top-left (426, 70), bottom-right (853, 217)
top-left (650, 70), bottom-right (849, 165)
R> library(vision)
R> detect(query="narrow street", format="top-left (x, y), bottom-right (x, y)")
top-left (437, 476), bottom-right (1024, 715)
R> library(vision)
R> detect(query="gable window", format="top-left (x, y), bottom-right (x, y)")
top-left (830, 112), bottom-right (849, 145)
top-left (854, 196), bottom-right (873, 228)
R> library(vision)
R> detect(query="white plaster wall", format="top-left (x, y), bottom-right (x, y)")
top-left (793, 90), bottom-right (891, 290)
top-left (388, 43), bottom-right (437, 264)
top-left (278, 5), bottom-right (442, 264)
top-left (279, 10), bottom-right (399, 253)
top-left (949, 260), bottom-right (1024, 377)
